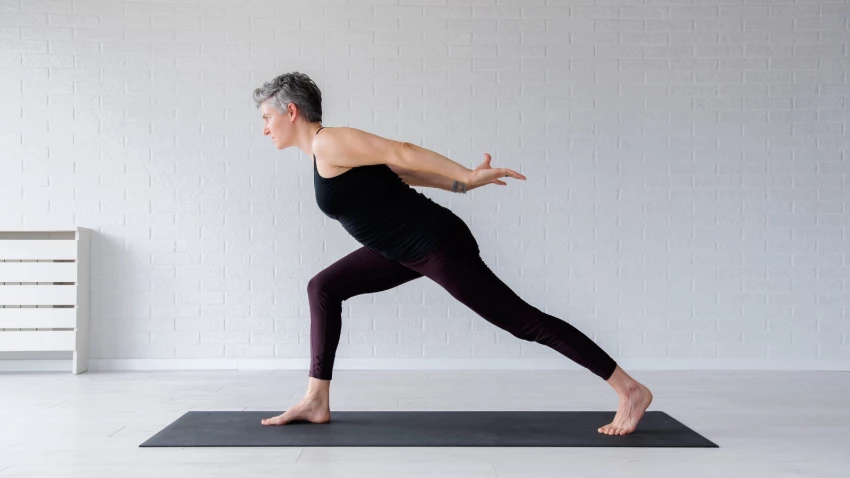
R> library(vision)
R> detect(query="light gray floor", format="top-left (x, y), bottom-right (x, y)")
top-left (0, 369), bottom-right (848, 477)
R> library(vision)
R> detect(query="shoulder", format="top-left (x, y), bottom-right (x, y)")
top-left (312, 126), bottom-right (347, 158)
top-left (313, 127), bottom-right (406, 169)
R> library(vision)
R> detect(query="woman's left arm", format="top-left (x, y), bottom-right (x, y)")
top-left (397, 142), bottom-right (473, 184)
top-left (313, 127), bottom-right (524, 188)
top-left (388, 165), bottom-right (479, 192)
top-left (399, 143), bottom-right (526, 188)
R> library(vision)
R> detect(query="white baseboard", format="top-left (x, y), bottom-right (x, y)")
top-left (2, 358), bottom-right (850, 373)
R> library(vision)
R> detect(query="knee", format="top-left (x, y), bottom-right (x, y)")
top-left (511, 326), bottom-right (538, 342)
top-left (509, 317), bottom-right (544, 342)
top-left (307, 274), bottom-right (343, 305)
top-left (307, 275), bottom-right (328, 299)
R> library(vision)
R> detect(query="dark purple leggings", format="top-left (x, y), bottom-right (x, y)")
top-left (307, 221), bottom-right (618, 382)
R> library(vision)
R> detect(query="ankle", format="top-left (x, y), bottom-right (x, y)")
top-left (306, 388), bottom-right (330, 402)
top-left (305, 388), bottom-right (328, 399)
top-left (606, 366), bottom-right (639, 395)
top-left (618, 381), bottom-right (640, 396)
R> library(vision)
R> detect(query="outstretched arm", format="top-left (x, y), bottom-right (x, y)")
top-left (312, 127), bottom-right (524, 189)
top-left (398, 142), bottom-right (526, 189)
top-left (388, 165), bottom-right (478, 192)
top-left (397, 142), bottom-right (472, 183)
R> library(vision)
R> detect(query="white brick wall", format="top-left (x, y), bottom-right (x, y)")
top-left (1, 0), bottom-right (848, 370)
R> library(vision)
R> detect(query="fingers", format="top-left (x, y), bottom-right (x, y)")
top-left (502, 169), bottom-right (526, 180)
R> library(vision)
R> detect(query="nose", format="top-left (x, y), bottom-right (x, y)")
top-left (263, 128), bottom-right (270, 136)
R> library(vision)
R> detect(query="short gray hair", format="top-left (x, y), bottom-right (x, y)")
top-left (252, 71), bottom-right (323, 123)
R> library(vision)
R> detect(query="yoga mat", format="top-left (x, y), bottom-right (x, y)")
top-left (140, 411), bottom-right (718, 448)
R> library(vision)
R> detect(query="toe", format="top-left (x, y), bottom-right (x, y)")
top-left (263, 415), bottom-right (284, 426)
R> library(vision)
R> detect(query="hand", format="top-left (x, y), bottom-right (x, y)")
top-left (466, 153), bottom-right (527, 189)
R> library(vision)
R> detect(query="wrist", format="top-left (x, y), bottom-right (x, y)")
top-left (451, 180), bottom-right (470, 193)
top-left (464, 169), bottom-right (474, 185)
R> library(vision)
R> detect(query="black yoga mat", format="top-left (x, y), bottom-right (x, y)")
top-left (140, 410), bottom-right (717, 448)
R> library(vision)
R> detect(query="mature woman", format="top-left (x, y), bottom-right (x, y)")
top-left (253, 72), bottom-right (652, 436)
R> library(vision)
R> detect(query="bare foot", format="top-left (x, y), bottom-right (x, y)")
top-left (598, 381), bottom-right (653, 436)
top-left (261, 397), bottom-right (331, 426)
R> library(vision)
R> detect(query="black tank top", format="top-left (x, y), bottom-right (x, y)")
top-left (312, 126), bottom-right (458, 261)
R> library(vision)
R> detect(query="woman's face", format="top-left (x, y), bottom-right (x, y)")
top-left (261, 101), bottom-right (290, 150)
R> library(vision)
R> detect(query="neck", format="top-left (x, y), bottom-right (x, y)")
top-left (298, 122), bottom-right (323, 159)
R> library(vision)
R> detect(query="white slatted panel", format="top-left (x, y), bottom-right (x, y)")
top-left (0, 308), bottom-right (76, 328)
top-left (0, 262), bottom-right (77, 282)
top-left (0, 285), bottom-right (77, 306)
top-left (0, 331), bottom-right (76, 351)
top-left (1, 230), bottom-right (90, 373)
top-left (0, 240), bottom-right (77, 260)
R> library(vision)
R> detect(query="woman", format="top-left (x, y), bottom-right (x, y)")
top-left (253, 72), bottom-right (652, 436)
